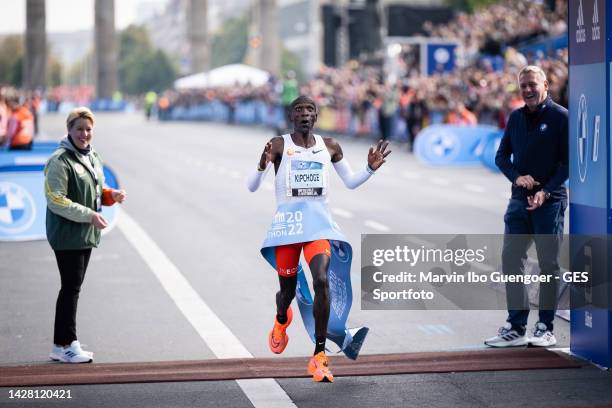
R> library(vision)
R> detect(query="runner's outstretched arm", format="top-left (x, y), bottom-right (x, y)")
top-left (332, 140), bottom-right (391, 189)
top-left (247, 140), bottom-right (274, 192)
top-left (332, 159), bottom-right (373, 189)
top-left (247, 162), bottom-right (271, 192)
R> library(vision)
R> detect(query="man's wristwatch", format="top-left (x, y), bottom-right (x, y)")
top-left (543, 190), bottom-right (551, 200)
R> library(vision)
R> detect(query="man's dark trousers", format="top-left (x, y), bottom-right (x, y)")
top-left (502, 197), bottom-right (567, 335)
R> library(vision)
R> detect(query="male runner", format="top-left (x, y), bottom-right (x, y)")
top-left (247, 96), bottom-right (390, 382)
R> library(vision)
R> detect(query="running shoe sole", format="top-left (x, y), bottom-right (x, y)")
top-left (484, 337), bottom-right (528, 347)
top-left (268, 306), bottom-right (293, 354)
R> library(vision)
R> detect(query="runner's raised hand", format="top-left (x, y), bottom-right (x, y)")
top-left (259, 141), bottom-right (273, 170)
top-left (368, 140), bottom-right (391, 171)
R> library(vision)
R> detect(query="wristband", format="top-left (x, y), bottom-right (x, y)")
top-left (366, 164), bottom-right (376, 175)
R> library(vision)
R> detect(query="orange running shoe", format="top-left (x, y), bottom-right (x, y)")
top-left (268, 306), bottom-right (293, 354)
top-left (307, 351), bottom-right (334, 383)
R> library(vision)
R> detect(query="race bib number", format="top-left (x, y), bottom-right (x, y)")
top-left (288, 160), bottom-right (325, 196)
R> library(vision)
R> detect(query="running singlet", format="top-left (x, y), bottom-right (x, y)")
top-left (275, 134), bottom-right (331, 204)
top-left (260, 134), bottom-right (368, 359)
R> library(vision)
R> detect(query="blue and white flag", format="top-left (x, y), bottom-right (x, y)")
top-left (261, 200), bottom-right (368, 360)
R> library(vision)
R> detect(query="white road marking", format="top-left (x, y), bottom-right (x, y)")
top-left (463, 184), bottom-right (486, 193)
top-left (364, 220), bottom-right (390, 232)
top-left (431, 177), bottom-right (450, 186)
top-left (331, 207), bottom-right (354, 219)
top-left (416, 324), bottom-right (454, 335)
top-left (118, 212), bottom-right (296, 408)
top-left (402, 171), bottom-right (422, 180)
top-left (471, 262), bottom-right (496, 273)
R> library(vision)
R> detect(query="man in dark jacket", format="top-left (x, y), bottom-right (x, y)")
top-left (485, 65), bottom-right (568, 348)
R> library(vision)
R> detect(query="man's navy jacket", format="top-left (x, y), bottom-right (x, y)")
top-left (495, 96), bottom-right (568, 201)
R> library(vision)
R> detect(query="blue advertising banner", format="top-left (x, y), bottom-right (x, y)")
top-left (426, 43), bottom-right (457, 75)
top-left (569, 63), bottom-right (607, 212)
top-left (0, 173), bottom-right (44, 241)
top-left (569, 0), bottom-right (605, 65)
top-left (479, 132), bottom-right (503, 172)
top-left (414, 124), bottom-right (500, 166)
top-left (568, 0), bottom-right (611, 369)
top-left (0, 166), bottom-right (121, 242)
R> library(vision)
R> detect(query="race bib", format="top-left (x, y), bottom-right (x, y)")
top-left (287, 160), bottom-right (325, 196)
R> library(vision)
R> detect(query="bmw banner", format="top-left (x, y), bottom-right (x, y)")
top-left (568, 0), bottom-right (611, 368)
top-left (0, 163), bottom-right (121, 242)
top-left (479, 132), bottom-right (503, 172)
top-left (0, 175), bottom-right (42, 241)
top-left (426, 43), bottom-right (457, 75)
top-left (414, 124), bottom-right (501, 166)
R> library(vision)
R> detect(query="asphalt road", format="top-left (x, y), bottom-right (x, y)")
top-left (0, 112), bottom-right (584, 408)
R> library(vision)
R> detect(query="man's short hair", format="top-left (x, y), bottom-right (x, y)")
top-left (518, 65), bottom-right (547, 82)
top-left (289, 96), bottom-right (317, 113)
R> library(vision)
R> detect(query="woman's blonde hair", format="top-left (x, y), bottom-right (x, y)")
top-left (66, 107), bottom-right (95, 130)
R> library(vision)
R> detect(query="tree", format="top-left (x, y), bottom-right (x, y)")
top-left (210, 16), bottom-right (248, 68)
top-left (281, 48), bottom-right (304, 83)
top-left (0, 35), bottom-right (24, 86)
top-left (118, 24), bottom-right (177, 94)
top-left (95, 0), bottom-right (117, 98)
top-left (118, 25), bottom-right (151, 63)
top-left (47, 54), bottom-right (63, 87)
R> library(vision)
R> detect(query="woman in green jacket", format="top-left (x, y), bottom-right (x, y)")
top-left (44, 107), bottom-right (126, 363)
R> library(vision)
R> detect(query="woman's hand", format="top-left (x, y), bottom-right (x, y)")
top-left (111, 189), bottom-right (127, 203)
top-left (91, 212), bottom-right (108, 229)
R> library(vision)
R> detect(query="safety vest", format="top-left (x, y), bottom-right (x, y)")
top-left (10, 106), bottom-right (34, 147)
top-left (0, 102), bottom-right (8, 136)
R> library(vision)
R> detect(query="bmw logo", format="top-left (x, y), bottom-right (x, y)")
top-left (418, 129), bottom-right (461, 164)
top-left (331, 240), bottom-right (351, 263)
top-left (434, 47), bottom-right (450, 64)
top-left (0, 181), bottom-right (37, 234)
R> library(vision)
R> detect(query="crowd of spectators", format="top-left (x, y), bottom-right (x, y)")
top-left (159, 0), bottom-right (569, 144)
top-left (423, 0), bottom-right (567, 65)
top-left (0, 86), bottom-right (40, 149)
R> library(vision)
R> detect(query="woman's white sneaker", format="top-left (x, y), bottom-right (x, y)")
top-left (49, 340), bottom-right (93, 363)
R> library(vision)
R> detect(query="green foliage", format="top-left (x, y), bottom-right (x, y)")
top-left (444, 0), bottom-right (498, 12)
top-left (66, 51), bottom-right (93, 86)
top-left (210, 16), bottom-right (248, 68)
top-left (118, 24), bottom-right (177, 94)
top-left (0, 35), bottom-right (24, 86)
top-left (47, 55), bottom-right (63, 87)
top-left (281, 48), bottom-right (304, 83)
top-left (119, 25), bottom-right (152, 63)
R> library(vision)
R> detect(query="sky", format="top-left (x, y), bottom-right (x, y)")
top-left (0, 0), bottom-right (168, 34)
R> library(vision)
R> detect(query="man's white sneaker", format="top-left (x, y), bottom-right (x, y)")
top-left (49, 340), bottom-right (93, 363)
top-left (484, 322), bottom-right (528, 347)
top-left (529, 322), bottom-right (557, 347)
